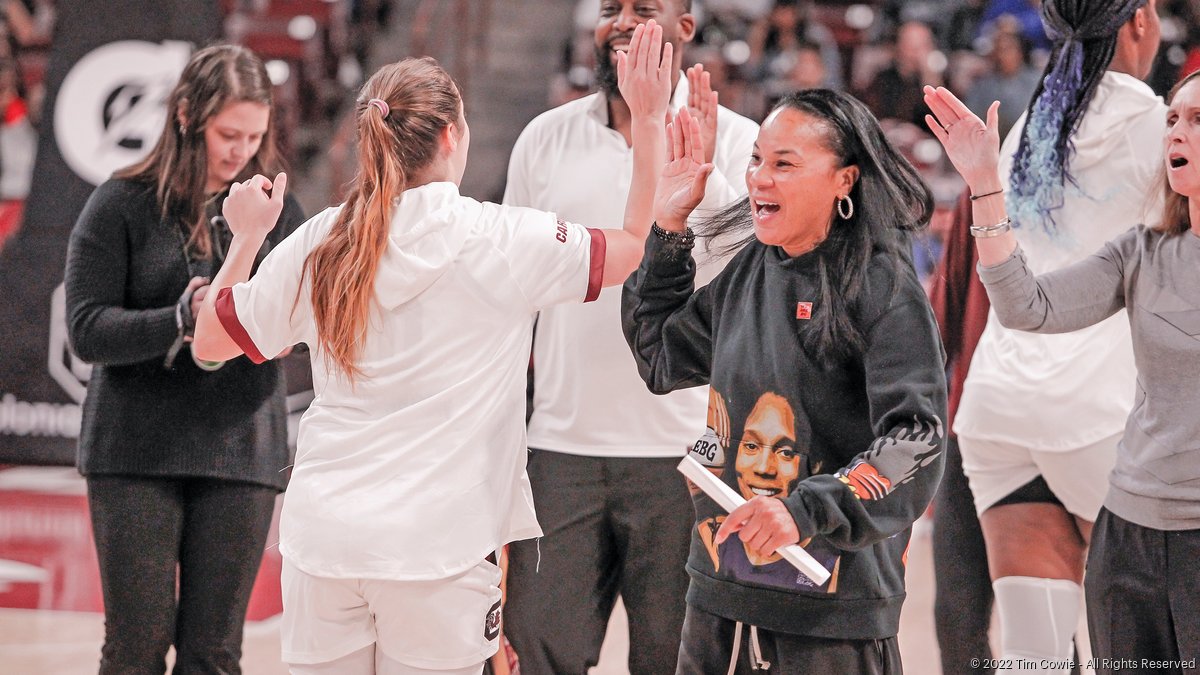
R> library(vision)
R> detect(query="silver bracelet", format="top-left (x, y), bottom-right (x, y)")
top-left (969, 217), bottom-right (1012, 238)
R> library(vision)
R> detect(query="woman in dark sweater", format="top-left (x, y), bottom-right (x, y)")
top-left (63, 44), bottom-right (304, 674)
top-left (622, 89), bottom-right (946, 673)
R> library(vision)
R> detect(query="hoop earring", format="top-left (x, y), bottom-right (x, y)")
top-left (836, 194), bottom-right (854, 220)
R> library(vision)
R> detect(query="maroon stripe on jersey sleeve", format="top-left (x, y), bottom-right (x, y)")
top-left (215, 287), bottom-right (267, 364)
top-left (585, 227), bottom-right (606, 303)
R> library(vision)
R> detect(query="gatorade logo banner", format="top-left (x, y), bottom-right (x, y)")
top-left (0, 1), bottom-right (220, 464)
top-left (54, 40), bottom-right (193, 186)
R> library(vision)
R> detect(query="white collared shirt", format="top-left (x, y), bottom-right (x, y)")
top-left (955, 71), bottom-right (1167, 450)
top-left (504, 79), bottom-right (760, 457)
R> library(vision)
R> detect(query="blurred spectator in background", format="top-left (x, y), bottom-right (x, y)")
top-left (0, 56), bottom-right (32, 194)
top-left (694, 0), bottom-right (774, 45)
top-left (966, 24), bottom-right (1040, 139)
top-left (347, 0), bottom-right (392, 86)
top-left (756, 40), bottom-right (826, 117)
top-left (687, 43), bottom-right (755, 117)
top-left (2, 0), bottom-right (54, 52)
top-left (0, 55), bottom-right (32, 250)
top-left (862, 20), bottom-right (944, 128)
top-left (701, 0), bottom-right (773, 20)
top-left (929, 0), bottom-right (1050, 53)
top-left (1147, 0), bottom-right (1200, 94)
top-left (746, 0), bottom-right (843, 89)
top-left (980, 0), bottom-right (1050, 50)
top-left (548, 62), bottom-right (595, 108)
top-left (943, 0), bottom-right (990, 52)
top-left (1, 0), bottom-right (53, 126)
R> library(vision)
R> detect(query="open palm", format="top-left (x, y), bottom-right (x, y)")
top-left (923, 85), bottom-right (1001, 188)
top-left (686, 64), bottom-right (719, 165)
top-left (616, 21), bottom-right (672, 122)
top-left (655, 107), bottom-right (714, 228)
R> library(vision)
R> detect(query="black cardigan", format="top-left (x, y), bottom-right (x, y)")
top-left (64, 177), bottom-right (306, 490)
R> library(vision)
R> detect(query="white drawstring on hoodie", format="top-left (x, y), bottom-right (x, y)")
top-left (727, 622), bottom-right (772, 674)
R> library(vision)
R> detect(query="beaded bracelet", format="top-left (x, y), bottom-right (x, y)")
top-left (969, 217), bottom-right (1012, 238)
top-left (652, 222), bottom-right (696, 248)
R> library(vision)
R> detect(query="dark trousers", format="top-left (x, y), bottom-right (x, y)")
top-left (87, 475), bottom-right (277, 675)
top-left (676, 604), bottom-right (903, 674)
top-left (505, 451), bottom-right (692, 675)
top-left (932, 435), bottom-right (995, 674)
top-left (1086, 507), bottom-right (1200, 675)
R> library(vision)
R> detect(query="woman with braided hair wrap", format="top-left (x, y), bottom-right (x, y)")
top-left (943, 1), bottom-right (1163, 672)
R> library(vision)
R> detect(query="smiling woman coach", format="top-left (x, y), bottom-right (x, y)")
top-left (622, 88), bottom-right (947, 673)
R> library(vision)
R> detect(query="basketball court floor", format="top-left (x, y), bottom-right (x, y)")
top-left (0, 463), bottom-right (1062, 675)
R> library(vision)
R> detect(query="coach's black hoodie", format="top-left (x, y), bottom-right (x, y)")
top-left (622, 232), bottom-right (946, 640)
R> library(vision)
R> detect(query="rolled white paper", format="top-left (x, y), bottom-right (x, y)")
top-left (678, 455), bottom-right (831, 586)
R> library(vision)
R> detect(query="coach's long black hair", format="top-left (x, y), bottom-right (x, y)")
top-left (1008, 0), bottom-right (1148, 234)
top-left (698, 89), bottom-right (933, 362)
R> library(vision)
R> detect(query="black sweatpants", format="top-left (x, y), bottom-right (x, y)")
top-left (1086, 507), bottom-right (1200, 675)
top-left (675, 604), bottom-right (903, 674)
top-left (505, 450), bottom-right (692, 675)
top-left (87, 475), bottom-right (277, 675)
top-left (932, 436), bottom-right (995, 674)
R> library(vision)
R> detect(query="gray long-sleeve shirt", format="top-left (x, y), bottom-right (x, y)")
top-left (978, 225), bottom-right (1200, 530)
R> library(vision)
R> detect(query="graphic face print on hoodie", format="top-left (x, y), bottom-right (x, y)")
top-left (692, 389), bottom-right (843, 593)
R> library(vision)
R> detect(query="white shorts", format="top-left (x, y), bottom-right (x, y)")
top-left (280, 557), bottom-right (503, 670)
top-left (959, 432), bottom-right (1119, 520)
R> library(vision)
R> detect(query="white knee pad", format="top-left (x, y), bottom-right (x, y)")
top-left (993, 576), bottom-right (1081, 674)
